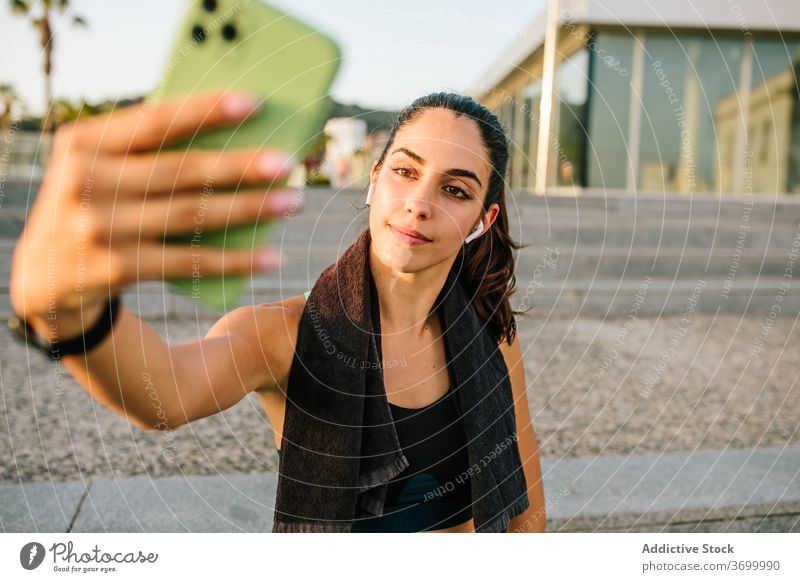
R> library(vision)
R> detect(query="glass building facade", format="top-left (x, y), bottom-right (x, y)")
top-left (492, 28), bottom-right (800, 195)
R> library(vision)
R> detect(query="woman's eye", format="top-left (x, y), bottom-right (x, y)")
top-left (445, 185), bottom-right (470, 199)
top-left (392, 167), bottom-right (469, 199)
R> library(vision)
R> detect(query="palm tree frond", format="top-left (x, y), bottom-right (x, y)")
top-left (10, 0), bottom-right (31, 14)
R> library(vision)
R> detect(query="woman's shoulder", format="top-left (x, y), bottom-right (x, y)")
top-left (253, 292), bottom-right (308, 330)
top-left (248, 288), bottom-right (309, 357)
top-left (243, 292), bottom-right (309, 394)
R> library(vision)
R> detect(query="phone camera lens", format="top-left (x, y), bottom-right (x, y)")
top-left (222, 23), bottom-right (237, 41)
top-left (192, 25), bottom-right (206, 43)
top-left (202, 0), bottom-right (217, 11)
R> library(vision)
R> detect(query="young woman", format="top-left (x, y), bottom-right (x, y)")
top-left (9, 90), bottom-right (546, 533)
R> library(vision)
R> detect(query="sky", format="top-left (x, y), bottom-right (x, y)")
top-left (0, 0), bottom-right (546, 116)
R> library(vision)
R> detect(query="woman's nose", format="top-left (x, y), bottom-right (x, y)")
top-left (403, 182), bottom-right (437, 217)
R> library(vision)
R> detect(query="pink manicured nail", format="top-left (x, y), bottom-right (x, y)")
top-left (222, 93), bottom-right (260, 118)
top-left (254, 249), bottom-right (282, 271)
top-left (256, 152), bottom-right (296, 178)
top-left (268, 189), bottom-right (303, 213)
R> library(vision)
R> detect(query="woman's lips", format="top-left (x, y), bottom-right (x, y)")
top-left (389, 224), bottom-right (430, 245)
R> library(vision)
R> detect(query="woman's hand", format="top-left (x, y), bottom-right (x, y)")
top-left (9, 91), bottom-right (299, 325)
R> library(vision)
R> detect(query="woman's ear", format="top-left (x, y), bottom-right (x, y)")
top-left (484, 203), bottom-right (500, 230)
top-left (369, 160), bottom-right (380, 184)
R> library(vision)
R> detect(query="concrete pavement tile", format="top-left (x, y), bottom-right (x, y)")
top-left (71, 472), bottom-right (279, 532)
top-left (0, 480), bottom-right (88, 532)
top-left (542, 445), bottom-right (800, 531)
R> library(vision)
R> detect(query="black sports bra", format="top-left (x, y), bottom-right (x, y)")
top-left (276, 373), bottom-right (474, 532)
top-left (350, 378), bottom-right (473, 532)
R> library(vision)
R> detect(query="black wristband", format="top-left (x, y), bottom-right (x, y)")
top-left (8, 296), bottom-right (121, 361)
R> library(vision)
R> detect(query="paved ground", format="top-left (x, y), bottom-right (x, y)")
top-left (1, 309), bottom-right (798, 485)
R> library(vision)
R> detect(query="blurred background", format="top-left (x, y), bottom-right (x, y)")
top-left (1, 0), bottom-right (798, 533)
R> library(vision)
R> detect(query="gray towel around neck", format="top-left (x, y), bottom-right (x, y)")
top-left (272, 227), bottom-right (530, 532)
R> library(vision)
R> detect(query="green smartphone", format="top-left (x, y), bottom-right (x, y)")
top-left (147, 0), bottom-right (340, 311)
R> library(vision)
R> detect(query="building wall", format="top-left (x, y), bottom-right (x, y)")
top-left (478, 25), bottom-right (800, 196)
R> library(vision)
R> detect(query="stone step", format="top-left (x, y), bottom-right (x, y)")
top-left (519, 189), bottom-right (800, 218)
top-left (78, 276), bottom-right (799, 319)
top-left (4, 181), bottom-right (799, 317)
top-left (6, 180), bottom-right (800, 219)
top-left (3, 193), bottom-right (800, 242)
top-left (0, 254), bottom-right (795, 317)
top-left (161, 221), bottom-right (800, 254)
top-left (2, 214), bottom-right (799, 253)
top-left (298, 187), bottom-right (800, 219)
top-left (2, 445), bottom-right (796, 532)
top-left (217, 248), bottom-right (797, 281)
top-left (4, 216), bottom-right (797, 276)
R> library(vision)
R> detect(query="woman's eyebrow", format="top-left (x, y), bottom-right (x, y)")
top-left (391, 147), bottom-right (483, 188)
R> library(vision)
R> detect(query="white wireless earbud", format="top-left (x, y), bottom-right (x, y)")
top-left (464, 220), bottom-right (484, 244)
top-left (366, 183), bottom-right (374, 206)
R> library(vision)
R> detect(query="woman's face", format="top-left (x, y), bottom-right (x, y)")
top-left (368, 108), bottom-right (500, 274)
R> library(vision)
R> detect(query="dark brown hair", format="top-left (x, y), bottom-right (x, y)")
top-left (364, 91), bottom-right (531, 346)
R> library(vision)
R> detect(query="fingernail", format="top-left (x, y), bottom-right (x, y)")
top-left (222, 93), bottom-right (260, 118)
top-left (268, 189), bottom-right (303, 213)
top-left (256, 152), bottom-right (296, 178)
top-left (254, 249), bottom-right (282, 271)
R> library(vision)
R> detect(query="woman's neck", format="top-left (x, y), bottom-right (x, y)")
top-left (368, 249), bottom-right (454, 340)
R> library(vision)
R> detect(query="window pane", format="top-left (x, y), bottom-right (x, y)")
top-left (639, 33), bottom-right (743, 193)
top-left (586, 31), bottom-right (634, 189)
top-left (746, 39), bottom-right (800, 193)
top-left (553, 47), bottom-right (589, 187)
